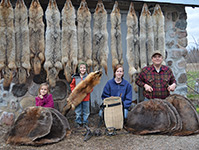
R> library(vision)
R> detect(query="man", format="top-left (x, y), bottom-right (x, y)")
top-left (136, 50), bottom-right (176, 100)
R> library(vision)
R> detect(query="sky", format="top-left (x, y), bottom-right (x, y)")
top-left (185, 6), bottom-right (199, 49)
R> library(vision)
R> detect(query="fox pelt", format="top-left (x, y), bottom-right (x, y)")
top-left (29, 0), bottom-right (45, 75)
top-left (61, 0), bottom-right (78, 83)
top-left (126, 2), bottom-right (140, 92)
top-left (62, 71), bottom-right (102, 116)
top-left (0, 0), bottom-right (16, 89)
top-left (139, 3), bottom-right (154, 68)
top-left (77, 0), bottom-right (92, 71)
top-left (92, 0), bottom-right (109, 75)
top-left (44, 0), bottom-right (62, 87)
top-left (152, 4), bottom-right (165, 64)
top-left (111, 1), bottom-right (123, 70)
top-left (15, 0), bottom-right (31, 84)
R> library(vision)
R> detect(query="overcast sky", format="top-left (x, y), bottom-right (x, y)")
top-left (185, 6), bottom-right (199, 49)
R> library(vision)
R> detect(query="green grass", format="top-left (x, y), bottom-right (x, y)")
top-left (187, 94), bottom-right (199, 99)
top-left (186, 71), bottom-right (199, 94)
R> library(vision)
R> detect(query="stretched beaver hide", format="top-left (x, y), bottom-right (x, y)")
top-left (44, 0), bottom-right (62, 87)
top-left (126, 2), bottom-right (139, 92)
top-left (29, 0), bottom-right (45, 75)
top-left (6, 107), bottom-right (70, 146)
top-left (92, 0), bottom-right (108, 75)
top-left (126, 99), bottom-right (180, 135)
top-left (166, 94), bottom-right (199, 136)
top-left (62, 71), bottom-right (102, 115)
top-left (77, 0), bottom-right (92, 70)
top-left (111, 1), bottom-right (123, 69)
top-left (15, 0), bottom-right (31, 84)
top-left (139, 3), bottom-right (154, 68)
top-left (61, 0), bottom-right (78, 83)
top-left (0, 0), bottom-right (16, 89)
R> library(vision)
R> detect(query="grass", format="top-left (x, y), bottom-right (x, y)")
top-left (186, 71), bottom-right (199, 94)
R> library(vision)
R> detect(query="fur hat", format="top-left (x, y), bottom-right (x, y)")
top-left (151, 50), bottom-right (163, 58)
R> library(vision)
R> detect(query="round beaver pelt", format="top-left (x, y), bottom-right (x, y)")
top-left (125, 99), bottom-right (179, 135)
top-left (166, 94), bottom-right (199, 136)
top-left (33, 68), bottom-right (47, 84)
top-left (12, 84), bottom-right (28, 97)
top-left (50, 81), bottom-right (68, 101)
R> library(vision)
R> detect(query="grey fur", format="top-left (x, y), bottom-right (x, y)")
top-left (61, 0), bottom-right (78, 82)
top-left (111, 1), bottom-right (123, 69)
top-left (92, 0), bottom-right (109, 75)
top-left (15, 0), bottom-right (31, 84)
top-left (44, 0), bottom-right (62, 87)
top-left (77, 0), bottom-right (92, 70)
top-left (29, 0), bottom-right (45, 75)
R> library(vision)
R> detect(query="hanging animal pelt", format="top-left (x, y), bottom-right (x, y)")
top-left (61, 0), bottom-right (78, 83)
top-left (126, 2), bottom-right (139, 92)
top-left (152, 4), bottom-right (165, 62)
top-left (111, 1), bottom-right (123, 70)
top-left (44, 0), bottom-right (62, 87)
top-left (139, 3), bottom-right (154, 68)
top-left (92, 0), bottom-right (108, 75)
top-left (15, 0), bottom-right (31, 84)
top-left (29, 0), bottom-right (45, 75)
top-left (77, 0), bottom-right (92, 71)
top-left (62, 71), bottom-right (102, 116)
top-left (0, 0), bottom-right (16, 89)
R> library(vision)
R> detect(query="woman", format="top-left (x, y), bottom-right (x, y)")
top-left (101, 64), bottom-right (132, 120)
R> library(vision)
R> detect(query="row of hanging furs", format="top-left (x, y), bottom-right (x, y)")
top-left (0, 0), bottom-right (165, 90)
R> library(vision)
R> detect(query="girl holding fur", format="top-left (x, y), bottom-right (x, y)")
top-left (70, 61), bottom-right (91, 127)
top-left (35, 83), bottom-right (54, 108)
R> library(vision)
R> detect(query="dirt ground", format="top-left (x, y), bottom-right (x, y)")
top-left (1, 108), bottom-right (199, 150)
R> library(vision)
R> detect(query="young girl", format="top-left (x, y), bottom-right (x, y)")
top-left (70, 61), bottom-right (91, 127)
top-left (35, 83), bottom-right (54, 108)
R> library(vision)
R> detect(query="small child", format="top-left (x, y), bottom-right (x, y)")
top-left (70, 61), bottom-right (91, 127)
top-left (35, 83), bottom-right (54, 108)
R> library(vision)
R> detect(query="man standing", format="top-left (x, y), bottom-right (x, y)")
top-left (136, 50), bottom-right (176, 100)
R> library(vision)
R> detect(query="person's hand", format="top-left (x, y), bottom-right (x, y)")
top-left (144, 84), bottom-right (153, 92)
top-left (168, 83), bottom-right (176, 92)
top-left (39, 95), bottom-right (43, 99)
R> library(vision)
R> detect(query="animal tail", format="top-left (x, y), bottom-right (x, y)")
top-left (62, 104), bottom-right (71, 116)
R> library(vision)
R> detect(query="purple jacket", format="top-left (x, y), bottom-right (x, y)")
top-left (35, 94), bottom-right (54, 108)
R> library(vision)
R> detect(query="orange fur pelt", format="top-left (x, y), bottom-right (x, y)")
top-left (62, 71), bottom-right (102, 115)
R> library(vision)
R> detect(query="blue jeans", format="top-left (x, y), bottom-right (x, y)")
top-left (75, 101), bottom-right (90, 124)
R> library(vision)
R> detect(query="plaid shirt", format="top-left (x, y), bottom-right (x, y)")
top-left (136, 65), bottom-right (176, 99)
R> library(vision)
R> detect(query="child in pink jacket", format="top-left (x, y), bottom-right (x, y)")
top-left (35, 83), bottom-right (54, 108)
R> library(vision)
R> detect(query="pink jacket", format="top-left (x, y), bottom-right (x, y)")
top-left (35, 94), bottom-right (54, 108)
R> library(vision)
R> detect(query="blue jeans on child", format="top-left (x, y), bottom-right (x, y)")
top-left (75, 101), bottom-right (90, 125)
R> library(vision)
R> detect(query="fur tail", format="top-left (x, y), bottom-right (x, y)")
top-left (62, 104), bottom-right (71, 116)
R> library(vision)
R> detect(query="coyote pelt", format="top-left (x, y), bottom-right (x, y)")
top-left (92, 0), bottom-right (108, 75)
top-left (44, 0), bottom-right (62, 87)
top-left (0, 0), bottom-right (16, 89)
top-left (61, 0), bottom-right (78, 83)
top-left (126, 2), bottom-right (140, 92)
top-left (111, 1), bottom-right (123, 70)
top-left (62, 71), bottom-right (102, 115)
top-left (29, 0), bottom-right (45, 75)
top-left (139, 3), bottom-right (154, 68)
top-left (15, 0), bottom-right (31, 84)
top-left (77, 0), bottom-right (92, 70)
top-left (152, 4), bottom-right (165, 62)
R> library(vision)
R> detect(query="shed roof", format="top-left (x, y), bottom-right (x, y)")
top-left (132, 0), bottom-right (199, 7)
